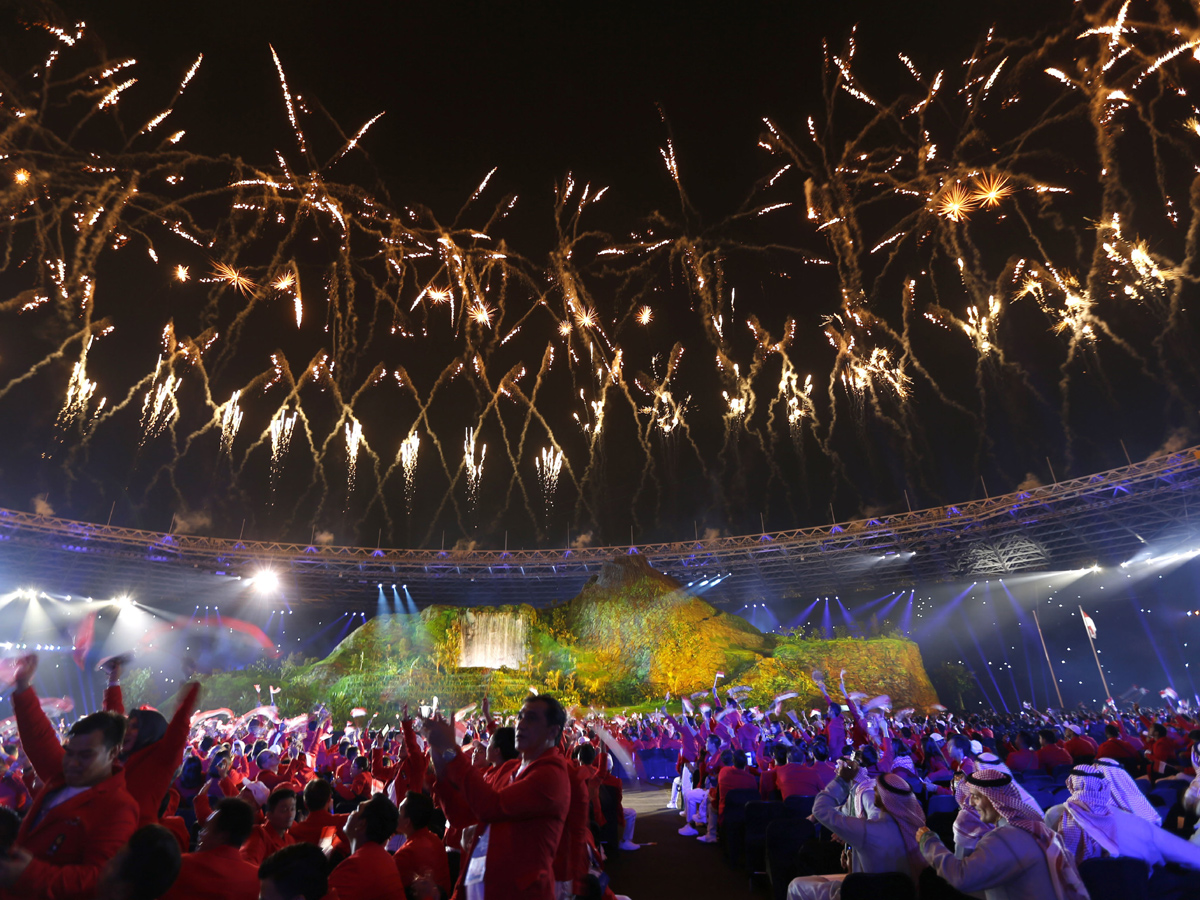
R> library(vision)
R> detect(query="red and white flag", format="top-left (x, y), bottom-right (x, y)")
top-left (1081, 610), bottom-right (1097, 640)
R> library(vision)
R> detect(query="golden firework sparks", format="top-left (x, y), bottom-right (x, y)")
top-left (212, 262), bottom-right (256, 296)
top-left (935, 183), bottom-right (978, 222)
top-left (558, 320), bottom-right (572, 337)
top-left (470, 302), bottom-right (493, 327)
top-left (271, 271), bottom-right (295, 291)
top-left (636, 306), bottom-right (653, 325)
top-left (174, 265), bottom-right (189, 282)
top-left (399, 432), bottom-right (420, 513)
top-left (463, 427), bottom-right (486, 508)
top-left (217, 390), bottom-right (243, 456)
top-left (972, 172), bottom-right (1012, 207)
top-left (14, 168), bottom-right (30, 185)
top-left (344, 418), bottom-right (363, 499)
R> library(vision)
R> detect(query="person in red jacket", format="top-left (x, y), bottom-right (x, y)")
top-left (1095, 724), bottom-right (1138, 762)
top-left (393, 790), bottom-right (451, 898)
top-left (0, 755), bottom-right (29, 814)
top-left (96, 823), bottom-right (182, 900)
top-left (103, 657), bottom-right (202, 827)
top-left (0, 654), bottom-right (140, 900)
top-left (257, 843), bottom-right (329, 900)
top-left (1036, 729), bottom-right (1073, 774)
top-left (428, 694), bottom-right (571, 900)
top-left (288, 779), bottom-right (350, 860)
top-left (553, 748), bottom-right (593, 898)
top-left (1063, 724), bottom-right (1098, 761)
top-left (328, 793), bottom-right (406, 900)
top-left (240, 786), bottom-right (296, 867)
top-left (162, 798), bottom-right (259, 900)
top-left (1005, 731), bottom-right (1040, 772)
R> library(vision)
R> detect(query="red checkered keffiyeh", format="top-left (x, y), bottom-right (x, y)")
top-left (1059, 765), bottom-right (1118, 863)
top-left (874, 772), bottom-right (928, 880)
top-left (965, 768), bottom-right (1089, 900)
top-left (1096, 757), bottom-right (1161, 825)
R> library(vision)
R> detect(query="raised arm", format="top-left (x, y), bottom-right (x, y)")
top-left (441, 751), bottom-right (568, 823)
top-left (811, 768), bottom-right (870, 847)
top-left (11, 656), bottom-right (64, 784)
top-left (918, 827), bottom-right (1034, 894)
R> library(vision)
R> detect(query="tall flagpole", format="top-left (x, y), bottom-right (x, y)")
top-left (1079, 605), bottom-right (1113, 704)
top-left (1032, 607), bottom-right (1065, 708)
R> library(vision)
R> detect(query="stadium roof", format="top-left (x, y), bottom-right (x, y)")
top-left (1, 447), bottom-right (1199, 609)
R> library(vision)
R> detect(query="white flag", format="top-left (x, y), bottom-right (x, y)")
top-left (1082, 610), bottom-right (1097, 639)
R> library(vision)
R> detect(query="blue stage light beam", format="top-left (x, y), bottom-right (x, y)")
top-left (835, 598), bottom-right (858, 636)
top-left (950, 634), bottom-right (997, 712)
top-left (963, 614), bottom-right (1010, 713)
top-left (917, 584), bottom-right (976, 637)
top-left (788, 598), bottom-right (821, 631)
top-left (821, 598), bottom-right (832, 639)
top-left (899, 590), bottom-right (915, 636)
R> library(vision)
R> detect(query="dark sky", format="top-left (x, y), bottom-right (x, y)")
top-left (51, 0), bottom-right (1061, 221)
top-left (4, 0), bottom-right (1191, 552)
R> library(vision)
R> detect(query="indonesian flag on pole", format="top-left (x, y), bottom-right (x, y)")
top-left (1082, 610), bottom-right (1098, 639)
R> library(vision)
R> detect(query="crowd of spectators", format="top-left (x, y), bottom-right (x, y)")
top-left (3, 650), bottom-right (1200, 900)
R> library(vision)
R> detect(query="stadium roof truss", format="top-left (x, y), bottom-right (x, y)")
top-left (1, 448), bottom-right (1199, 608)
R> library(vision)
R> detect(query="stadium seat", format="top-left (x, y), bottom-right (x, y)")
top-left (926, 794), bottom-right (958, 816)
top-left (783, 794), bottom-right (816, 819)
top-left (919, 866), bottom-right (976, 900)
top-left (841, 872), bottom-right (915, 900)
top-left (1078, 856), bottom-right (1150, 900)
top-left (1029, 790), bottom-right (1056, 810)
top-left (721, 788), bottom-right (761, 867)
top-left (745, 801), bottom-right (791, 885)
top-left (595, 783), bottom-right (622, 857)
top-left (765, 818), bottom-right (817, 900)
top-left (924, 810), bottom-right (957, 852)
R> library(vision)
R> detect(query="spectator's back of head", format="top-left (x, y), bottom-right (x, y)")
top-left (258, 843), bottom-right (329, 900)
top-left (399, 790), bottom-right (434, 831)
top-left (357, 793), bottom-right (400, 844)
top-left (96, 824), bottom-right (182, 900)
top-left (303, 777), bottom-right (332, 813)
top-left (491, 726), bottom-right (517, 761)
top-left (574, 743), bottom-right (596, 766)
top-left (201, 798), bottom-right (255, 849)
top-left (1038, 728), bottom-right (1056, 746)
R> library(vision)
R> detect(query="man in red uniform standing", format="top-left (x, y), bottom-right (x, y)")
top-left (393, 790), bottom-right (451, 898)
top-left (428, 694), bottom-right (570, 900)
top-left (328, 793), bottom-right (406, 900)
top-left (162, 798), bottom-right (260, 900)
top-left (0, 653), bottom-right (139, 900)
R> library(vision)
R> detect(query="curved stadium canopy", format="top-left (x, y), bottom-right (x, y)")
top-left (1, 448), bottom-right (1199, 610)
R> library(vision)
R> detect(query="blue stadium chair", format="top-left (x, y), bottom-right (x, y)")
top-left (783, 794), bottom-right (816, 819)
top-left (745, 801), bottom-right (791, 886)
top-left (841, 872), bottom-right (916, 900)
top-left (721, 788), bottom-right (761, 867)
top-left (1029, 790), bottom-right (1056, 810)
top-left (1078, 856), bottom-right (1150, 900)
top-left (765, 818), bottom-right (817, 900)
top-left (926, 794), bottom-right (958, 816)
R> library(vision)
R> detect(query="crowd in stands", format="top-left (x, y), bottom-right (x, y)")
top-left (2, 653), bottom-right (1200, 900)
